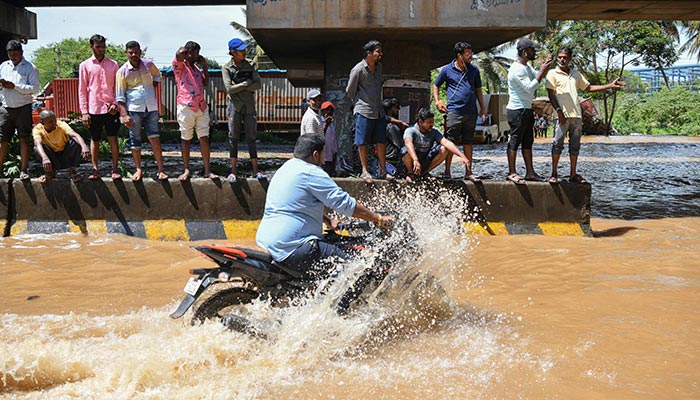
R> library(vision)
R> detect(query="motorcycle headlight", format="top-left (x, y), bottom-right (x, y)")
top-left (218, 272), bottom-right (230, 282)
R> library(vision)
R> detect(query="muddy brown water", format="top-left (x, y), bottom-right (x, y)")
top-left (2, 136), bottom-right (699, 399)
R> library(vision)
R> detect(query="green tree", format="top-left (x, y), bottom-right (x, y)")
top-left (31, 37), bottom-right (136, 87)
top-left (475, 43), bottom-right (513, 94)
top-left (679, 21), bottom-right (700, 62)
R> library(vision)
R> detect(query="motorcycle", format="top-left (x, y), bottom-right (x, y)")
top-left (170, 220), bottom-right (417, 336)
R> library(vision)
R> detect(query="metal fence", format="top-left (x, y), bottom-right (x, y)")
top-left (160, 70), bottom-right (311, 125)
top-left (47, 70), bottom-right (314, 127)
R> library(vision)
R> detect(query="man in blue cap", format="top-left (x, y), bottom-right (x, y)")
top-left (222, 38), bottom-right (262, 182)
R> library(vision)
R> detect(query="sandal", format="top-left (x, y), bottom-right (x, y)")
top-left (19, 171), bottom-right (30, 180)
top-left (38, 173), bottom-right (54, 184)
top-left (204, 172), bottom-right (219, 180)
top-left (70, 173), bottom-right (83, 183)
top-left (178, 170), bottom-right (191, 181)
top-left (465, 174), bottom-right (481, 183)
top-left (111, 171), bottom-right (122, 180)
top-left (569, 174), bottom-right (588, 184)
top-left (88, 169), bottom-right (100, 180)
top-left (506, 173), bottom-right (526, 185)
top-left (405, 173), bottom-right (418, 184)
top-left (360, 171), bottom-right (373, 183)
top-left (254, 172), bottom-right (266, 180)
top-left (378, 171), bottom-right (395, 181)
top-left (157, 171), bottom-right (169, 181)
top-left (548, 175), bottom-right (559, 184)
top-left (226, 173), bottom-right (238, 183)
top-left (524, 173), bottom-right (545, 182)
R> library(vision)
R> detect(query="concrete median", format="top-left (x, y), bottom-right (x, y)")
top-left (5, 177), bottom-right (590, 240)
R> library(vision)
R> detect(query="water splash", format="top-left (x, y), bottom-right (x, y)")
top-left (0, 181), bottom-right (551, 399)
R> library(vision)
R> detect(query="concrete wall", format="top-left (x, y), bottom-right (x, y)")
top-left (2, 178), bottom-right (591, 240)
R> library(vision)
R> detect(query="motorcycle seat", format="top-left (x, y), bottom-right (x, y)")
top-left (237, 247), bottom-right (273, 263)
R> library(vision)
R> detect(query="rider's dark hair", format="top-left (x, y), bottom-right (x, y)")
top-left (6, 40), bottom-right (22, 52)
top-left (416, 107), bottom-right (434, 122)
top-left (184, 41), bottom-right (201, 52)
top-left (454, 42), bottom-right (472, 56)
top-left (294, 134), bottom-right (325, 159)
top-left (557, 46), bottom-right (574, 57)
top-left (89, 34), bottom-right (106, 46)
top-left (125, 41), bottom-right (140, 50)
top-left (363, 40), bottom-right (382, 57)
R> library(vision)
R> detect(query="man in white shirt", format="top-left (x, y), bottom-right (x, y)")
top-left (0, 40), bottom-right (39, 179)
top-left (300, 89), bottom-right (324, 136)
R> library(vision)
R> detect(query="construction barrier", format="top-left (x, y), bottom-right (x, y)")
top-left (2, 178), bottom-right (591, 240)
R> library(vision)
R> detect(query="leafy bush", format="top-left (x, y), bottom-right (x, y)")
top-left (612, 87), bottom-right (700, 136)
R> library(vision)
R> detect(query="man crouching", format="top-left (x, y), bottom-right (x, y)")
top-left (402, 108), bottom-right (471, 183)
top-left (33, 110), bottom-right (90, 183)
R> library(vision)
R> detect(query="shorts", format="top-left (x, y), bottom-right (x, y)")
top-left (552, 117), bottom-right (583, 156)
top-left (177, 104), bottom-right (210, 141)
top-left (506, 108), bottom-right (535, 151)
top-left (0, 104), bottom-right (32, 142)
top-left (445, 113), bottom-right (477, 145)
top-left (127, 110), bottom-right (159, 150)
top-left (401, 143), bottom-right (443, 173)
top-left (88, 113), bottom-right (121, 141)
top-left (354, 114), bottom-right (387, 146)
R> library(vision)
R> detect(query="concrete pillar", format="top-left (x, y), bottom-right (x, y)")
top-left (324, 41), bottom-right (432, 174)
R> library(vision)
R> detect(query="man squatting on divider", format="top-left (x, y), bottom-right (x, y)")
top-left (33, 110), bottom-right (90, 183)
top-left (401, 108), bottom-right (471, 183)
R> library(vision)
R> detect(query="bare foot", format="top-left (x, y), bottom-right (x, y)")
top-left (132, 170), bottom-right (143, 182)
top-left (157, 171), bottom-right (169, 181)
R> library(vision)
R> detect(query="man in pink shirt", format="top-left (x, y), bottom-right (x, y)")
top-left (78, 34), bottom-right (121, 180)
top-left (173, 41), bottom-right (217, 180)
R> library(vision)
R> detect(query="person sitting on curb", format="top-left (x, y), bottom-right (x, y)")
top-left (402, 108), bottom-right (472, 183)
top-left (33, 110), bottom-right (90, 183)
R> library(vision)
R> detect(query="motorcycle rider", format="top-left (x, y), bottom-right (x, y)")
top-left (256, 133), bottom-right (395, 279)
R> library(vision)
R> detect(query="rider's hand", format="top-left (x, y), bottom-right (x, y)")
top-left (378, 215), bottom-right (395, 230)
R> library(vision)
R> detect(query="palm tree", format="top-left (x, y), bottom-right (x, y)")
top-left (679, 21), bottom-right (700, 62)
top-left (475, 44), bottom-right (513, 93)
top-left (230, 9), bottom-right (276, 69)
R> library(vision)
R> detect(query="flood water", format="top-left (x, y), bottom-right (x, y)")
top-left (2, 136), bottom-right (700, 399)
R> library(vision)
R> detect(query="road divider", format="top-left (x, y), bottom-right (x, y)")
top-left (2, 177), bottom-right (591, 240)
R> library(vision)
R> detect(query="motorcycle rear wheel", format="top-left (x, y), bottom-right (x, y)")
top-left (190, 284), bottom-right (259, 325)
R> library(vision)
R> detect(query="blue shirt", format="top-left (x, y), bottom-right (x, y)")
top-left (403, 123), bottom-right (444, 154)
top-left (434, 61), bottom-right (482, 115)
top-left (256, 157), bottom-right (357, 262)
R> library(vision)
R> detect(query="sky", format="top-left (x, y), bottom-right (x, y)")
top-left (21, 7), bottom-right (698, 68)
top-left (23, 6), bottom-right (248, 67)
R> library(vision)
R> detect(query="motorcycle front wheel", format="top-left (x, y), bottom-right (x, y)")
top-left (190, 283), bottom-right (259, 326)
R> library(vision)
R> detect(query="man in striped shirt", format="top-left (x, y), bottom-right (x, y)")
top-left (116, 41), bottom-right (167, 181)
